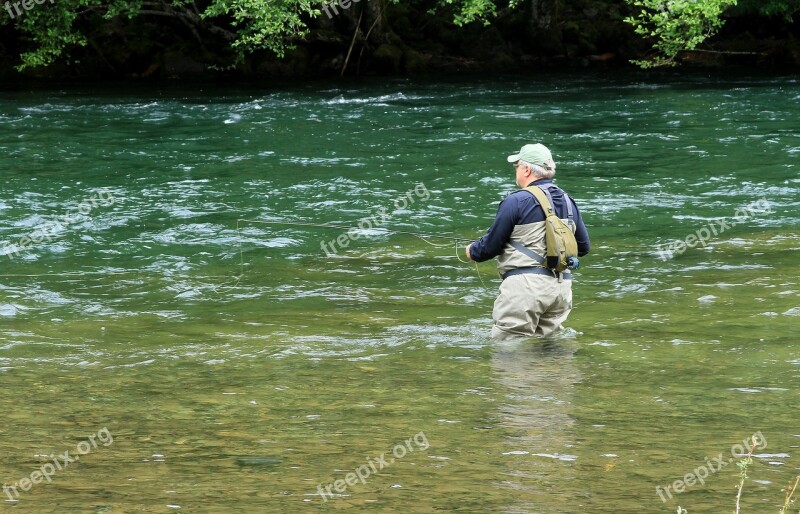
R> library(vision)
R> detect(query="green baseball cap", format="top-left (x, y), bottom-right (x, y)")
top-left (507, 143), bottom-right (553, 166)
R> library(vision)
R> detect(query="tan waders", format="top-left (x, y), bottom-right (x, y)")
top-left (491, 271), bottom-right (573, 339)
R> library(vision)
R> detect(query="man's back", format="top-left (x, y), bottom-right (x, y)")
top-left (469, 180), bottom-right (590, 275)
top-left (466, 143), bottom-right (590, 338)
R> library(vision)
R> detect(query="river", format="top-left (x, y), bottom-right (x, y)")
top-left (1, 74), bottom-right (799, 512)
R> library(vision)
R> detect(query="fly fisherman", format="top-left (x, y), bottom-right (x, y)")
top-left (466, 143), bottom-right (591, 338)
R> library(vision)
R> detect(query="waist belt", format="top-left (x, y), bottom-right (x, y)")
top-left (501, 267), bottom-right (572, 281)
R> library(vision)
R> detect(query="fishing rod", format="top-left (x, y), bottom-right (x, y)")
top-left (237, 219), bottom-right (474, 244)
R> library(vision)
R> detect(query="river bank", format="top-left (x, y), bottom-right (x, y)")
top-left (1, 0), bottom-right (798, 81)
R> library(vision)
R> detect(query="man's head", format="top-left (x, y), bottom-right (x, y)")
top-left (507, 143), bottom-right (556, 188)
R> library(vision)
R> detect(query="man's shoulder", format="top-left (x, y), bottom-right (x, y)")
top-left (507, 187), bottom-right (546, 204)
top-left (534, 182), bottom-right (578, 201)
top-left (499, 189), bottom-right (535, 208)
top-left (506, 188), bottom-right (535, 199)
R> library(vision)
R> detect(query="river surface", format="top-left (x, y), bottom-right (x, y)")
top-left (1, 74), bottom-right (799, 513)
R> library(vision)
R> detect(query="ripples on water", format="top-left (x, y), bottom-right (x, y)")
top-left (1, 76), bottom-right (799, 512)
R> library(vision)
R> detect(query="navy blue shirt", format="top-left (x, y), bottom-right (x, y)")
top-left (469, 179), bottom-right (591, 262)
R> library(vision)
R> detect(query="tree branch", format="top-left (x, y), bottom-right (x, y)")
top-left (136, 7), bottom-right (236, 41)
top-left (683, 48), bottom-right (765, 56)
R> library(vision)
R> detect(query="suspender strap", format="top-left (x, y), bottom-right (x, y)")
top-left (539, 185), bottom-right (556, 212)
top-left (508, 240), bottom-right (545, 265)
top-left (509, 183), bottom-right (574, 264)
top-left (508, 185), bottom-right (553, 265)
top-left (535, 182), bottom-right (575, 227)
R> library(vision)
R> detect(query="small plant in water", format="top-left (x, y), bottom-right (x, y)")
top-left (733, 436), bottom-right (756, 514)
top-left (732, 434), bottom-right (800, 514)
top-left (679, 435), bottom-right (800, 514)
top-left (778, 475), bottom-right (800, 514)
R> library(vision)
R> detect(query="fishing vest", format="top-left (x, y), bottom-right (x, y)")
top-left (496, 183), bottom-right (577, 276)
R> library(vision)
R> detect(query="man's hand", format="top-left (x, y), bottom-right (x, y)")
top-left (465, 244), bottom-right (472, 261)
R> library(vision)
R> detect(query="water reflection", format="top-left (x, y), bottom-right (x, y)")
top-left (490, 335), bottom-right (581, 511)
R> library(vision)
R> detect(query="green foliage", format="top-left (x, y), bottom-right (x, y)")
top-left (1, 0), bottom-right (501, 71)
top-left (201, 0), bottom-right (322, 59)
top-left (9, 0), bottom-right (95, 70)
top-left (3, 0), bottom-right (327, 69)
top-left (436, 0), bottom-right (497, 26)
top-left (624, 0), bottom-right (738, 68)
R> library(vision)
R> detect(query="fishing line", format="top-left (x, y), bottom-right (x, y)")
top-left (0, 270), bottom-right (234, 279)
top-left (0, 271), bottom-right (137, 278)
top-left (237, 219), bottom-right (471, 245)
top-left (237, 219), bottom-right (491, 289)
top-left (454, 243), bottom-right (488, 289)
top-left (0, 220), bottom-right (492, 293)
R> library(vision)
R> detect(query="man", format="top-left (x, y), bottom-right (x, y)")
top-left (466, 143), bottom-right (590, 338)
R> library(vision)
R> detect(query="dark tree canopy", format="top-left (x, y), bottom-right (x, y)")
top-left (1, 0), bottom-right (797, 75)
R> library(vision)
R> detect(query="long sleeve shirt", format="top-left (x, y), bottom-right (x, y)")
top-left (469, 179), bottom-right (590, 263)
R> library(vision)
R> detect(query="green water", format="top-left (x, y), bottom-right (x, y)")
top-left (1, 75), bottom-right (799, 513)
